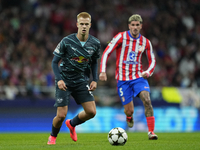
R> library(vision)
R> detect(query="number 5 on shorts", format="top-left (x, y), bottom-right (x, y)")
top-left (119, 88), bottom-right (123, 96)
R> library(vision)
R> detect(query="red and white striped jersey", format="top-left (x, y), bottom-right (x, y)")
top-left (100, 31), bottom-right (156, 81)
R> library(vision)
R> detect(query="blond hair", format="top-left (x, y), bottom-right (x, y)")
top-left (128, 14), bottom-right (143, 24)
top-left (77, 12), bottom-right (91, 22)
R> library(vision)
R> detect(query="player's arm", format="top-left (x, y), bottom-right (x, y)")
top-left (99, 72), bottom-right (107, 81)
top-left (91, 59), bottom-right (98, 82)
top-left (142, 40), bottom-right (156, 79)
top-left (89, 40), bottom-right (101, 91)
top-left (99, 33), bottom-right (122, 81)
top-left (89, 59), bottom-right (98, 91)
top-left (52, 55), bottom-right (67, 91)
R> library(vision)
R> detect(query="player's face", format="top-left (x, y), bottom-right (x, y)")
top-left (128, 21), bottom-right (142, 38)
top-left (77, 17), bottom-right (91, 36)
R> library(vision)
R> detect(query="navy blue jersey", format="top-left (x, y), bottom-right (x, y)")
top-left (53, 33), bottom-right (101, 83)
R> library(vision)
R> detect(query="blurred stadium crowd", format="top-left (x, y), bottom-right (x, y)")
top-left (0, 0), bottom-right (200, 100)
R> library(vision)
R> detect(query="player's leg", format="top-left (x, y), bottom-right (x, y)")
top-left (65, 101), bottom-right (96, 142)
top-left (138, 91), bottom-right (153, 117)
top-left (123, 101), bottom-right (134, 127)
top-left (48, 80), bottom-right (71, 144)
top-left (65, 81), bottom-right (95, 141)
top-left (138, 90), bottom-right (158, 140)
top-left (117, 80), bottom-right (134, 127)
top-left (79, 101), bottom-right (96, 120)
top-left (53, 106), bottom-right (68, 129)
top-left (132, 78), bottom-right (158, 139)
top-left (48, 106), bottom-right (68, 144)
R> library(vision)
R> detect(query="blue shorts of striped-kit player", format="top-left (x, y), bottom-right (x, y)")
top-left (117, 77), bottom-right (150, 105)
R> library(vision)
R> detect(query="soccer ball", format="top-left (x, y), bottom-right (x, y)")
top-left (108, 127), bottom-right (128, 146)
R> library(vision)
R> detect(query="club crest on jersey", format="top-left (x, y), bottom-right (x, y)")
top-left (138, 45), bottom-right (144, 52)
top-left (71, 56), bottom-right (89, 63)
top-left (123, 51), bottom-right (138, 64)
top-left (87, 49), bottom-right (94, 55)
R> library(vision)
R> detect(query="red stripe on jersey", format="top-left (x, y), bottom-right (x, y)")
top-left (139, 36), bottom-right (144, 75)
top-left (139, 35), bottom-right (143, 45)
top-left (135, 36), bottom-right (144, 78)
top-left (135, 39), bottom-right (140, 79)
top-left (128, 39), bottom-right (136, 80)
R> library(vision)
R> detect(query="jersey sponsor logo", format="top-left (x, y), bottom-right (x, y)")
top-left (123, 51), bottom-right (139, 64)
top-left (71, 56), bottom-right (89, 63)
top-left (123, 61), bottom-right (138, 64)
top-left (129, 51), bottom-right (136, 61)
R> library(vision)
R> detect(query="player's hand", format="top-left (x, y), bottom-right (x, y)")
top-left (88, 81), bottom-right (97, 91)
top-left (57, 80), bottom-right (67, 91)
top-left (141, 71), bottom-right (150, 79)
top-left (99, 72), bottom-right (107, 81)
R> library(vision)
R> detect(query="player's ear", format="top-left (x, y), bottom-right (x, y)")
top-left (128, 23), bottom-right (131, 30)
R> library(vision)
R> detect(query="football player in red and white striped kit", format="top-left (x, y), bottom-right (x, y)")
top-left (99, 14), bottom-right (158, 140)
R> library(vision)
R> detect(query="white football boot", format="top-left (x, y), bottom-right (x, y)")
top-left (148, 131), bottom-right (158, 140)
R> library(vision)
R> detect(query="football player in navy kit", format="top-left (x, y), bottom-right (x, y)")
top-left (47, 12), bottom-right (101, 144)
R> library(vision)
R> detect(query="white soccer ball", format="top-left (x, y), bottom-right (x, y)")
top-left (108, 127), bottom-right (128, 146)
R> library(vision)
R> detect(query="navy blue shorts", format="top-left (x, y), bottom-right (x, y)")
top-left (54, 80), bottom-right (94, 107)
top-left (117, 78), bottom-right (150, 105)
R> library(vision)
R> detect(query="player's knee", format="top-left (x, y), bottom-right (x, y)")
top-left (124, 109), bottom-right (134, 116)
top-left (87, 109), bottom-right (96, 118)
top-left (90, 110), bottom-right (96, 118)
top-left (56, 114), bottom-right (66, 122)
top-left (143, 99), bottom-right (152, 107)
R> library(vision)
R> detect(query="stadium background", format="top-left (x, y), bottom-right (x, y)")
top-left (0, 0), bottom-right (200, 133)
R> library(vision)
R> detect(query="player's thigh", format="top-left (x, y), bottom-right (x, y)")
top-left (131, 78), bottom-right (150, 97)
top-left (54, 82), bottom-right (71, 107)
top-left (138, 90), bottom-right (151, 103)
top-left (117, 81), bottom-right (133, 105)
top-left (81, 101), bottom-right (96, 114)
top-left (71, 82), bottom-right (94, 104)
top-left (56, 106), bottom-right (68, 118)
top-left (123, 100), bottom-right (134, 112)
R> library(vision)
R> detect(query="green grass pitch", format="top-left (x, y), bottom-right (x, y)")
top-left (0, 132), bottom-right (199, 150)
